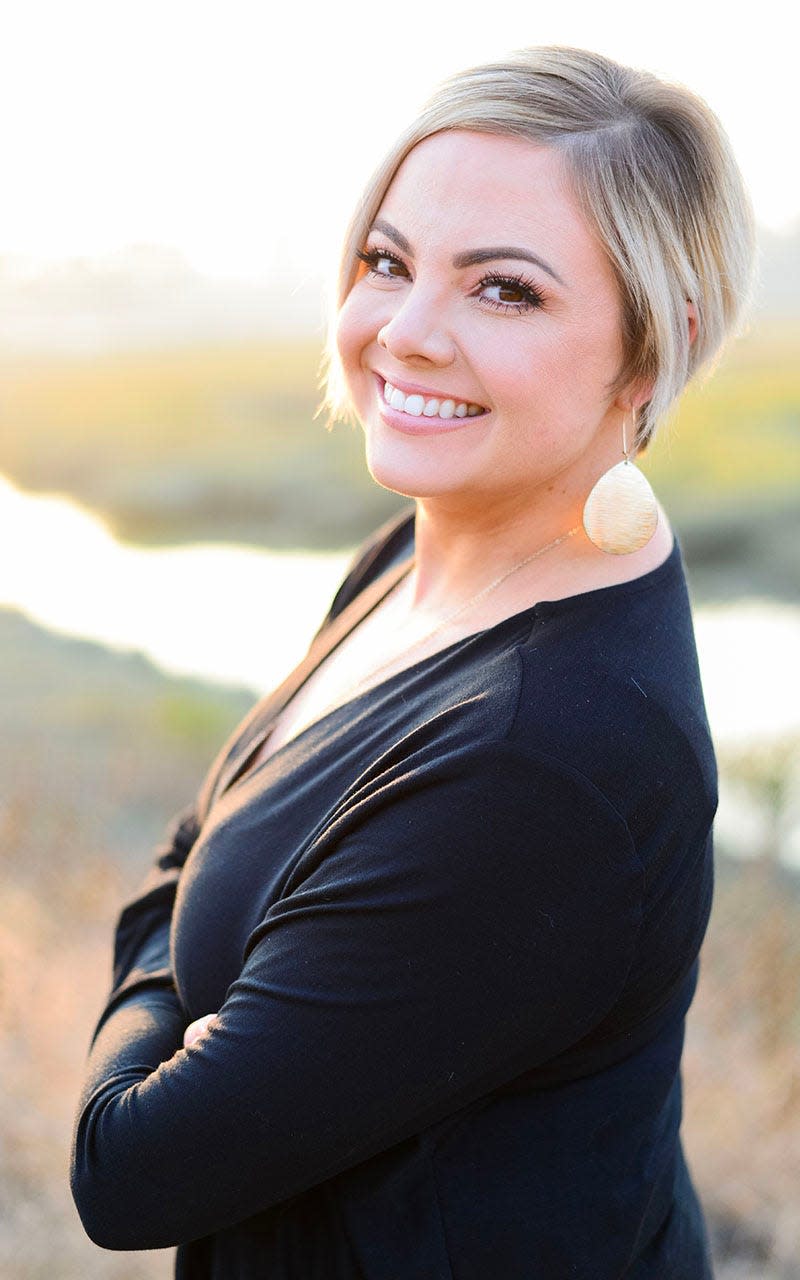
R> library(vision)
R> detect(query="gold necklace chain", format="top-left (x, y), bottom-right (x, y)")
top-left (311, 523), bottom-right (582, 719)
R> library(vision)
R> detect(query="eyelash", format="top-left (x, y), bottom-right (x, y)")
top-left (355, 246), bottom-right (546, 314)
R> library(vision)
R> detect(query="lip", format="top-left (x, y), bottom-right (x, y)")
top-left (372, 372), bottom-right (490, 437)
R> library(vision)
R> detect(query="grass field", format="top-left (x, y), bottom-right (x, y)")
top-left (1, 610), bottom-right (798, 1277)
top-left (0, 320), bottom-right (797, 551)
top-left (1, 324), bottom-right (799, 1275)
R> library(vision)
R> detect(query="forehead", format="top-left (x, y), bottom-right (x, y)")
top-left (377, 130), bottom-right (608, 282)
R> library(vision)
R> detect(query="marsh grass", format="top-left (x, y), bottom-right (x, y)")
top-left (683, 855), bottom-right (800, 1274)
top-left (1, 611), bottom-right (798, 1276)
top-left (1, 322), bottom-right (798, 1274)
top-left (0, 611), bottom-right (253, 1278)
top-left (0, 322), bottom-right (797, 550)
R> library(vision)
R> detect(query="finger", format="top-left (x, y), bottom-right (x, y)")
top-left (182, 1014), bottom-right (218, 1048)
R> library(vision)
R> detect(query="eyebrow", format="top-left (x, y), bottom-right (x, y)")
top-left (370, 218), bottom-right (566, 287)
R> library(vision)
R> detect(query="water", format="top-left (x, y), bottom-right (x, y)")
top-left (3, 471), bottom-right (799, 732)
top-left (0, 473), bottom-right (351, 693)
top-left (3, 472), bottom-right (799, 740)
top-left (2, 473), bottom-right (798, 867)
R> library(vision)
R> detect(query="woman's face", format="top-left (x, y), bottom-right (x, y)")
top-left (335, 130), bottom-right (630, 519)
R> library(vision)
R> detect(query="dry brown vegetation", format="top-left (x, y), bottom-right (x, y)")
top-left (684, 856), bottom-right (800, 1276)
top-left (0, 322), bottom-right (797, 556)
top-left (0, 611), bottom-right (251, 1279)
top-left (1, 326), bottom-right (798, 1275)
top-left (1, 610), bottom-right (798, 1278)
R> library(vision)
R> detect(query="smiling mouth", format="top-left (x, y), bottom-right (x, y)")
top-left (380, 378), bottom-right (489, 422)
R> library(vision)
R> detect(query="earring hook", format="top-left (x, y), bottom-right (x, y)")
top-left (622, 410), bottom-right (634, 462)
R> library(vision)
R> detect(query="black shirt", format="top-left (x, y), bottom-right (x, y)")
top-left (71, 507), bottom-right (716, 1278)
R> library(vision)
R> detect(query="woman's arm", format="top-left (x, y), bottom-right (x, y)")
top-left (71, 742), bottom-right (644, 1251)
top-left (78, 516), bottom-right (413, 1078)
top-left (85, 804), bottom-right (200, 1057)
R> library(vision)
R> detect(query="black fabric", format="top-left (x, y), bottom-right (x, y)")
top-left (71, 506), bottom-right (716, 1278)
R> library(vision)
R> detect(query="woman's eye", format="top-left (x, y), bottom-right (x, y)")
top-left (479, 276), bottom-right (545, 313)
top-left (484, 282), bottom-right (526, 305)
top-left (356, 248), bottom-right (408, 278)
top-left (354, 250), bottom-right (544, 313)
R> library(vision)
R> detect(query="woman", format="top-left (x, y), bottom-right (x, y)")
top-left (71, 46), bottom-right (755, 1278)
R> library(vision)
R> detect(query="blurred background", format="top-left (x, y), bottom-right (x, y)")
top-left (0, 2), bottom-right (798, 1277)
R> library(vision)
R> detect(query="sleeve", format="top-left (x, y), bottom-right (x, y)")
top-left (81, 804), bottom-right (201, 1078)
top-left (70, 741), bottom-right (644, 1251)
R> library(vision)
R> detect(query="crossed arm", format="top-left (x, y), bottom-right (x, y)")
top-left (71, 742), bottom-right (643, 1252)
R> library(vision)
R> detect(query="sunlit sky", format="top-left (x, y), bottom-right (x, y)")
top-left (2, 0), bottom-right (796, 282)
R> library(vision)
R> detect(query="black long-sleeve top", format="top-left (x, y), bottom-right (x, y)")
top-left (71, 506), bottom-right (716, 1278)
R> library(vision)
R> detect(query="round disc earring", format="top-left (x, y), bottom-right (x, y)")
top-left (582, 413), bottom-right (659, 555)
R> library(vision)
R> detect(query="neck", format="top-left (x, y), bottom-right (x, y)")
top-left (408, 487), bottom-right (589, 611)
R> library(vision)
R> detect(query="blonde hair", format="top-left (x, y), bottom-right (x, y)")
top-left (319, 45), bottom-right (756, 449)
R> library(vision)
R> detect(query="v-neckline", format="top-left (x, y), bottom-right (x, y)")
top-left (211, 523), bottom-right (681, 804)
top-left (213, 552), bottom-right (416, 800)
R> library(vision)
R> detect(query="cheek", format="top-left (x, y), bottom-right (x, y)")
top-left (561, 300), bottom-right (627, 391)
top-left (485, 322), bottom-right (618, 463)
top-left (506, 314), bottom-right (622, 415)
top-left (335, 287), bottom-right (381, 380)
top-left (482, 329), bottom-right (575, 418)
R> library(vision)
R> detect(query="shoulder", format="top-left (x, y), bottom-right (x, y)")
top-left (509, 541), bottom-right (717, 847)
top-left (307, 733), bottom-right (642, 938)
top-left (323, 705), bottom-right (638, 879)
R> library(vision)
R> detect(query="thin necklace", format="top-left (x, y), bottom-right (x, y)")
top-left (308, 523), bottom-right (582, 720)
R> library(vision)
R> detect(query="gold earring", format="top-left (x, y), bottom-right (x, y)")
top-left (582, 413), bottom-right (659, 555)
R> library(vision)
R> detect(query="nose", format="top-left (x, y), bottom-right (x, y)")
top-left (377, 288), bottom-right (456, 367)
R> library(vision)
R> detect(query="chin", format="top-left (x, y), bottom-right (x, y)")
top-left (366, 458), bottom-right (447, 501)
top-left (364, 431), bottom-right (472, 501)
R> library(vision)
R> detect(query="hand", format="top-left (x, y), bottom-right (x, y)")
top-left (183, 1013), bottom-right (218, 1048)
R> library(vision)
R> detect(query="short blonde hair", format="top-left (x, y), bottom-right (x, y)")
top-left (320, 45), bottom-right (756, 449)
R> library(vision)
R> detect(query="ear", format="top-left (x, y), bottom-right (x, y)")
top-left (687, 300), bottom-right (698, 347)
top-left (616, 301), bottom-right (698, 413)
top-left (614, 381), bottom-right (654, 417)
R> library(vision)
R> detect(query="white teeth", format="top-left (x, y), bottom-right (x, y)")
top-left (381, 379), bottom-right (486, 421)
